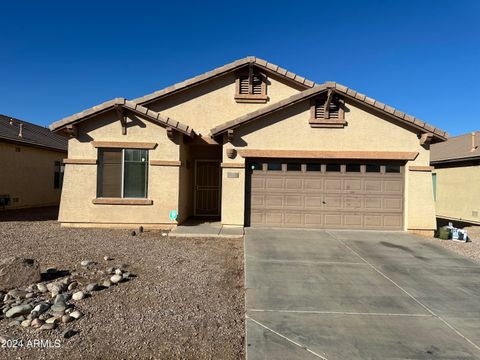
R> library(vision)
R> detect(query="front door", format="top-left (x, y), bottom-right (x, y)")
top-left (194, 160), bottom-right (221, 216)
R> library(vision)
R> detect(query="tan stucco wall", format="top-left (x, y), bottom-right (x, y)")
top-left (434, 165), bottom-right (480, 223)
top-left (59, 111), bottom-right (181, 226)
top-left (222, 99), bottom-right (437, 231)
top-left (147, 72), bottom-right (302, 136)
top-left (0, 141), bottom-right (65, 210)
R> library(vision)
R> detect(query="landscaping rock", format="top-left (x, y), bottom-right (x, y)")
top-left (81, 260), bottom-right (94, 267)
top-left (70, 310), bottom-right (83, 320)
top-left (63, 329), bottom-right (77, 339)
top-left (6, 304), bottom-right (32, 318)
top-left (67, 282), bottom-right (78, 291)
top-left (45, 317), bottom-right (59, 324)
top-left (33, 302), bottom-right (50, 315)
top-left (37, 283), bottom-right (48, 293)
top-left (130, 230), bottom-right (136, 236)
top-left (21, 319), bottom-right (32, 327)
top-left (51, 294), bottom-right (67, 313)
top-left (86, 283), bottom-right (99, 292)
top-left (110, 274), bottom-right (122, 284)
top-left (115, 268), bottom-right (123, 275)
top-left (102, 280), bottom-right (112, 288)
top-left (8, 320), bottom-right (21, 327)
top-left (104, 256), bottom-right (113, 261)
top-left (107, 267), bottom-right (115, 274)
top-left (72, 291), bottom-right (85, 301)
top-left (47, 281), bottom-right (66, 296)
top-left (122, 272), bottom-right (131, 279)
top-left (31, 319), bottom-right (44, 328)
top-left (61, 314), bottom-right (73, 323)
top-left (40, 323), bottom-right (56, 331)
top-left (0, 257), bottom-right (41, 292)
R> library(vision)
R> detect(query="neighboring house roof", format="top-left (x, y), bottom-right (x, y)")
top-left (0, 114), bottom-right (67, 152)
top-left (431, 131), bottom-right (480, 164)
top-left (49, 98), bottom-right (195, 137)
top-left (210, 82), bottom-right (448, 142)
top-left (133, 56), bottom-right (316, 105)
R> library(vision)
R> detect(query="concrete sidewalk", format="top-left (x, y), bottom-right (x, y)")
top-left (169, 219), bottom-right (244, 238)
top-left (245, 228), bottom-right (480, 360)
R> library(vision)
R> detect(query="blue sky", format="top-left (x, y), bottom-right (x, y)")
top-left (0, 0), bottom-right (479, 135)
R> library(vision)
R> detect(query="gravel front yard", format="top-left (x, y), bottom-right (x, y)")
top-left (425, 225), bottom-right (480, 264)
top-left (0, 208), bottom-right (245, 359)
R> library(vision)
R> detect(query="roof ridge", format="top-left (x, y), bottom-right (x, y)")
top-left (133, 56), bottom-right (317, 105)
top-left (210, 81), bottom-right (448, 141)
top-left (49, 98), bottom-right (194, 137)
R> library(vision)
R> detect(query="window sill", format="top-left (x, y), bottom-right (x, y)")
top-left (309, 119), bottom-right (346, 128)
top-left (92, 198), bottom-right (153, 205)
top-left (234, 94), bottom-right (268, 103)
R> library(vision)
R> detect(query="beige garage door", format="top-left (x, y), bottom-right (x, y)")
top-left (246, 160), bottom-right (404, 230)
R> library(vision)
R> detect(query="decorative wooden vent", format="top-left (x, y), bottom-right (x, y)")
top-left (235, 66), bottom-right (268, 103)
top-left (309, 91), bottom-right (345, 128)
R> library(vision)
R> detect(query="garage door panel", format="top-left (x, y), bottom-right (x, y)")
top-left (265, 195), bottom-right (283, 207)
top-left (251, 194), bottom-right (265, 207)
top-left (265, 212), bottom-right (283, 225)
top-left (344, 196), bottom-right (362, 209)
top-left (284, 212), bottom-right (303, 226)
top-left (365, 197), bottom-right (382, 210)
top-left (324, 195), bottom-right (342, 209)
top-left (285, 195), bottom-right (303, 207)
top-left (251, 177), bottom-right (265, 190)
top-left (364, 215), bottom-right (383, 227)
top-left (344, 179), bottom-right (362, 191)
top-left (384, 180), bottom-right (402, 193)
top-left (265, 178), bottom-right (283, 190)
top-left (285, 178), bottom-right (303, 190)
top-left (305, 213), bottom-right (323, 226)
top-left (248, 160), bottom-right (403, 230)
top-left (325, 179), bottom-right (342, 191)
top-left (304, 179), bottom-right (323, 191)
top-left (305, 196), bottom-right (323, 209)
top-left (384, 198), bottom-right (403, 211)
top-left (344, 214), bottom-right (363, 226)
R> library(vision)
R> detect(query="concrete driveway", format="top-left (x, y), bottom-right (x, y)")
top-left (245, 229), bottom-right (480, 360)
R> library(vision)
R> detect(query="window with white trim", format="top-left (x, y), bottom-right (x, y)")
top-left (97, 148), bottom-right (148, 198)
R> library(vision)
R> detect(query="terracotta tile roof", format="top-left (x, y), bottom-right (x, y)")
top-left (49, 98), bottom-right (195, 137)
top-left (133, 56), bottom-right (316, 105)
top-left (210, 82), bottom-right (448, 142)
top-left (0, 114), bottom-right (67, 152)
top-left (431, 131), bottom-right (480, 164)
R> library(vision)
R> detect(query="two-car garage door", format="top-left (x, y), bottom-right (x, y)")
top-left (246, 160), bottom-right (404, 230)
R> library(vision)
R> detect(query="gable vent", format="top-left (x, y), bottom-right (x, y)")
top-left (315, 98), bottom-right (340, 119)
top-left (239, 76), bottom-right (250, 94)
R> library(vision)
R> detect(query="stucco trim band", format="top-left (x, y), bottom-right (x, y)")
top-left (92, 198), bottom-right (153, 205)
top-left (150, 160), bottom-right (182, 167)
top-left (409, 166), bottom-right (434, 172)
top-left (91, 141), bottom-right (157, 149)
top-left (63, 159), bottom-right (97, 165)
top-left (237, 149), bottom-right (419, 161)
top-left (221, 163), bottom-right (245, 168)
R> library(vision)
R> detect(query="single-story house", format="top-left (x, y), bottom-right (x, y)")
top-left (431, 131), bottom-right (480, 225)
top-left (50, 56), bottom-right (448, 235)
top-left (0, 115), bottom-right (67, 210)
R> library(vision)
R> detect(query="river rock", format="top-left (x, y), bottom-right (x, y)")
top-left (110, 275), bottom-right (122, 284)
top-left (31, 319), bottom-right (44, 328)
top-left (36, 283), bottom-right (48, 293)
top-left (70, 310), bottom-right (83, 319)
top-left (72, 291), bottom-right (85, 301)
top-left (33, 302), bottom-right (50, 315)
top-left (86, 283), bottom-right (99, 292)
top-left (6, 304), bottom-right (32, 318)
